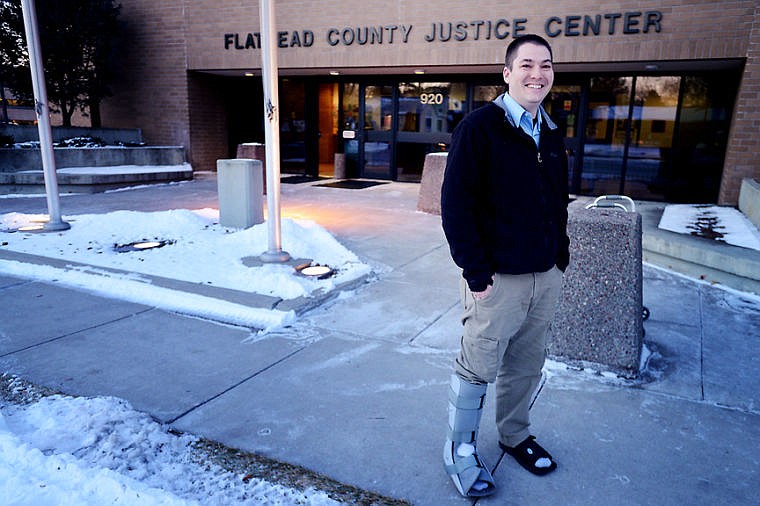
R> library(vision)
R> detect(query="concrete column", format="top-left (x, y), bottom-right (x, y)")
top-left (416, 152), bottom-right (448, 214)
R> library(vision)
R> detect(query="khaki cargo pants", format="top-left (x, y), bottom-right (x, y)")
top-left (454, 266), bottom-right (563, 448)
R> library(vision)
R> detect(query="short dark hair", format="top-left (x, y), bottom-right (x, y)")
top-left (504, 34), bottom-right (553, 69)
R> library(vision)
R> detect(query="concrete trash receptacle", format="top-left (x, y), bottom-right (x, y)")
top-left (549, 200), bottom-right (644, 377)
top-left (217, 159), bottom-right (264, 229)
top-left (417, 152), bottom-right (448, 214)
top-left (236, 143), bottom-right (267, 194)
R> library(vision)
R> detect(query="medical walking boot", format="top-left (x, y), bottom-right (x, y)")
top-left (443, 374), bottom-right (496, 497)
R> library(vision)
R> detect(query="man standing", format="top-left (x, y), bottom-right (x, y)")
top-left (441, 34), bottom-right (569, 497)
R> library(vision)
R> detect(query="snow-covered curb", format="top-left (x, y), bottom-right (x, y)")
top-left (658, 204), bottom-right (760, 251)
top-left (0, 209), bottom-right (372, 330)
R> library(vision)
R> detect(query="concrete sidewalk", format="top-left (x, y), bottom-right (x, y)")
top-left (1, 175), bottom-right (759, 505)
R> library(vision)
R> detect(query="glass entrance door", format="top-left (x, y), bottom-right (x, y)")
top-left (279, 79), bottom-right (307, 173)
top-left (340, 82), bottom-right (360, 178)
top-left (363, 84), bottom-right (394, 179)
top-left (626, 76), bottom-right (680, 200)
top-left (355, 81), bottom-right (464, 181)
top-left (583, 76), bottom-right (681, 200)
top-left (583, 77), bottom-right (633, 195)
top-left (317, 83), bottom-right (339, 177)
top-left (396, 81), bottom-right (465, 181)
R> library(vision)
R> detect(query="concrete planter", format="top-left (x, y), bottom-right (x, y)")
top-left (0, 146), bottom-right (186, 172)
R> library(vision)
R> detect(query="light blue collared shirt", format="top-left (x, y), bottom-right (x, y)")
top-left (501, 92), bottom-right (541, 147)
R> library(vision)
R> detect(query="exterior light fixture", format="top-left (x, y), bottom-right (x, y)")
top-left (15, 218), bottom-right (55, 232)
top-left (294, 263), bottom-right (334, 279)
top-left (17, 224), bottom-right (45, 232)
top-left (132, 241), bottom-right (163, 250)
top-left (414, 69), bottom-right (425, 75)
top-left (114, 240), bottom-right (172, 253)
top-left (644, 64), bottom-right (659, 71)
top-left (329, 71), bottom-right (340, 76)
top-left (245, 72), bottom-right (255, 77)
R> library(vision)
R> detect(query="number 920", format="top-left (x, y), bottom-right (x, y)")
top-left (419, 93), bottom-right (444, 105)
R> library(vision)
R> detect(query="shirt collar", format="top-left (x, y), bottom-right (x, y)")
top-left (495, 92), bottom-right (558, 131)
top-left (501, 92), bottom-right (540, 131)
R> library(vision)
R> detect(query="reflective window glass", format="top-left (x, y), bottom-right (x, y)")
top-left (584, 77), bottom-right (633, 195)
top-left (671, 75), bottom-right (734, 202)
top-left (398, 82), bottom-right (466, 134)
top-left (473, 85), bottom-right (504, 110)
top-left (626, 76), bottom-right (680, 200)
top-left (341, 82), bottom-right (360, 176)
top-left (364, 85), bottom-right (393, 131)
top-left (363, 85), bottom-right (393, 177)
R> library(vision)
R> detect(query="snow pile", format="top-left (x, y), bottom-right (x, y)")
top-left (0, 390), bottom-right (339, 505)
top-left (0, 209), bottom-right (371, 330)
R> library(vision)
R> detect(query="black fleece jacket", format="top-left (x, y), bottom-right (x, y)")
top-left (441, 99), bottom-right (570, 292)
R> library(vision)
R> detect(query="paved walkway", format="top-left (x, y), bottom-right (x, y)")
top-left (1, 174), bottom-right (759, 505)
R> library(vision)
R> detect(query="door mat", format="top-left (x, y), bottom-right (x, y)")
top-left (281, 175), bottom-right (327, 184)
top-left (316, 180), bottom-right (389, 190)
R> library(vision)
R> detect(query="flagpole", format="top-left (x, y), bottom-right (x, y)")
top-left (259, 0), bottom-right (290, 263)
top-left (20, 0), bottom-right (70, 231)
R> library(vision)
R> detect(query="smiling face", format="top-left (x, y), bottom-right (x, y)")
top-left (503, 42), bottom-right (554, 116)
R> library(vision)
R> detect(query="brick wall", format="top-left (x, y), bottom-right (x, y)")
top-left (720, 3), bottom-right (760, 205)
top-left (99, 0), bottom-right (191, 154)
top-left (185, 0), bottom-right (755, 70)
top-left (98, 0), bottom-right (759, 203)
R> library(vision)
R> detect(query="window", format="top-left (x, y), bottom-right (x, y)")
top-left (398, 82), bottom-right (466, 134)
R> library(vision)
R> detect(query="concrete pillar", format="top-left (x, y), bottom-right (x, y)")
top-left (334, 153), bottom-right (346, 179)
top-left (416, 152), bottom-right (448, 214)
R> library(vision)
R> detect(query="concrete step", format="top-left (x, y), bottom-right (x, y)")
top-left (638, 201), bottom-right (760, 295)
top-left (0, 146), bottom-right (186, 171)
top-left (0, 164), bottom-right (193, 194)
top-left (643, 227), bottom-right (760, 295)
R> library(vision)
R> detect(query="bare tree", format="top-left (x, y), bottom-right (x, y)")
top-left (0, 0), bottom-right (122, 127)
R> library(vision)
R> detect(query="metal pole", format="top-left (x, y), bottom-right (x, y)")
top-left (259, 0), bottom-right (290, 263)
top-left (20, 0), bottom-right (69, 231)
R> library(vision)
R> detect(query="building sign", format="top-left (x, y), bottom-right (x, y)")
top-left (224, 11), bottom-right (662, 50)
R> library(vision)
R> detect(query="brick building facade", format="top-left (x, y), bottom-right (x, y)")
top-left (100, 0), bottom-right (760, 204)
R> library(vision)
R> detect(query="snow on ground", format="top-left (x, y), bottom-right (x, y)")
top-left (0, 379), bottom-right (339, 506)
top-left (1, 197), bottom-right (756, 504)
top-left (0, 208), bottom-right (376, 505)
top-left (658, 204), bottom-right (760, 251)
top-left (0, 209), bottom-right (371, 330)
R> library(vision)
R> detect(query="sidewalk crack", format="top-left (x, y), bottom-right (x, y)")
top-left (0, 307), bottom-right (154, 358)
top-left (167, 346), bottom-right (307, 424)
top-left (395, 243), bottom-right (448, 271)
top-left (407, 300), bottom-right (458, 345)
